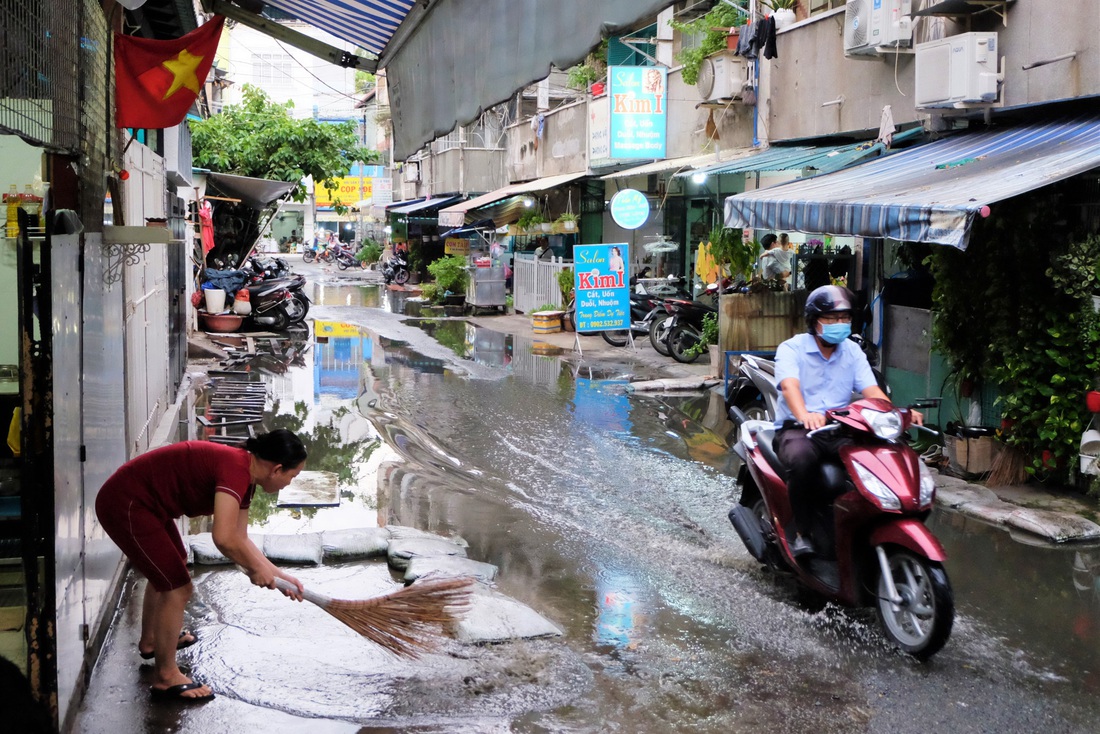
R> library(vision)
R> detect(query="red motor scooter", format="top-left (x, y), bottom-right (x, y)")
top-left (728, 397), bottom-right (954, 660)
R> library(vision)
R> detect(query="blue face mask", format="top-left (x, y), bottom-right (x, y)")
top-left (819, 323), bottom-right (851, 345)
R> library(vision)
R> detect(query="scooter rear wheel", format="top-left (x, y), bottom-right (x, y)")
top-left (875, 549), bottom-right (954, 660)
top-left (284, 295), bottom-right (307, 324)
top-left (336, 257), bottom-right (350, 270)
top-left (302, 250), bottom-right (315, 263)
top-left (668, 325), bottom-right (702, 364)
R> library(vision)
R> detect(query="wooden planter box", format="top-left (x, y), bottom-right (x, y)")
top-left (718, 291), bottom-right (806, 352)
top-left (532, 311), bottom-right (563, 335)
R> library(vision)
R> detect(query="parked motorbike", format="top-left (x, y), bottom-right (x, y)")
top-left (331, 243), bottom-right (368, 270)
top-left (727, 399), bottom-right (954, 659)
top-left (247, 254), bottom-right (290, 279)
top-left (242, 261), bottom-right (310, 323)
top-left (601, 292), bottom-right (666, 347)
top-left (381, 251), bottom-right (411, 285)
top-left (240, 279), bottom-right (299, 331)
top-left (660, 297), bottom-right (719, 364)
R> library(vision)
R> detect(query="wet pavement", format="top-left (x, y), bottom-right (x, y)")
top-left (72, 259), bottom-right (1100, 733)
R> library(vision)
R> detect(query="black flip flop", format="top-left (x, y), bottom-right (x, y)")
top-left (149, 682), bottom-right (215, 702)
top-left (138, 629), bottom-right (198, 659)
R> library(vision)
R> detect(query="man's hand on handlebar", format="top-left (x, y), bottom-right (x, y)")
top-left (909, 409), bottom-right (924, 426)
top-left (801, 412), bottom-right (828, 430)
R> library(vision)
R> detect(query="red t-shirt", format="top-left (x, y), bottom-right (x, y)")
top-left (110, 441), bottom-right (255, 518)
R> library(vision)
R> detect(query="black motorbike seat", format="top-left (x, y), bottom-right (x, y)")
top-left (754, 428), bottom-right (789, 482)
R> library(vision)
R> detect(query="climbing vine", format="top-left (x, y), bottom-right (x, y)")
top-left (929, 189), bottom-right (1100, 483)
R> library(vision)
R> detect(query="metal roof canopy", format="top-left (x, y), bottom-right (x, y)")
top-left (438, 171), bottom-right (586, 227)
top-left (204, 1), bottom-right (671, 159)
top-left (723, 114), bottom-right (1100, 249)
top-left (390, 195), bottom-right (463, 215)
top-left (601, 152), bottom-right (728, 180)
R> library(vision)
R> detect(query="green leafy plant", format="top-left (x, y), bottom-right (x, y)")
top-left (566, 40), bottom-right (609, 90)
top-left (708, 225), bottom-right (758, 280)
top-left (190, 85), bottom-right (378, 213)
top-left (516, 210), bottom-right (546, 232)
top-left (426, 254), bottom-right (468, 294)
top-left (685, 312), bottom-right (719, 359)
top-left (930, 191), bottom-right (1100, 484)
top-left (531, 303), bottom-right (561, 313)
top-left (555, 212), bottom-right (579, 230)
top-left (761, 0), bottom-right (799, 9)
top-left (356, 239), bottom-right (383, 264)
top-left (557, 268), bottom-right (575, 302)
top-left (670, 3), bottom-right (747, 85)
top-left (418, 282), bottom-right (442, 303)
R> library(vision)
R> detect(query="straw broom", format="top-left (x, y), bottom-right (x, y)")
top-left (274, 576), bottom-right (475, 658)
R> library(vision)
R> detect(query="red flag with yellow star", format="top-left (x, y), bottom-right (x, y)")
top-left (114, 16), bottom-right (224, 129)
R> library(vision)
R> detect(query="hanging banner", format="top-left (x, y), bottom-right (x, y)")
top-left (573, 243), bottom-right (629, 332)
top-left (609, 65), bottom-right (667, 159)
top-left (316, 177), bottom-right (373, 209)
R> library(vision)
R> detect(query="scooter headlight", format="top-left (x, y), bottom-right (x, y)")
top-left (918, 460), bottom-right (936, 508)
top-left (861, 408), bottom-right (904, 440)
top-left (851, 460), bottom-right (902, 510)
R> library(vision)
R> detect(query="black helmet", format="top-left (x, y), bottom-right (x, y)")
top-left (805, 285), bottom-right (854, 330)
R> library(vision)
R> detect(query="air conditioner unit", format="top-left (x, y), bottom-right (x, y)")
top-left (697, 51), bottom-right (744, 102)
top-left (915, 32), bottom-right (1002, 108)
top-left (403, 161), bottom-right (420, 183)
top-left (843, 0), bottom-right (912, 57)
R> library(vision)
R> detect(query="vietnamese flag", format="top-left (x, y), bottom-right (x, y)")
top-left (114, 16), bottom-right (224, 129)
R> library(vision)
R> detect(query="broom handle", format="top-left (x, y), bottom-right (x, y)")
top-left (274, 578), bottom-right (332, 607)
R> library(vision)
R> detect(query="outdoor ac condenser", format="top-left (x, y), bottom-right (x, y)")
top-left (697, 51), bottom-right (743, 102)
top-left (843, 0), bottom-right (913, 57)
top-left (915, 32), bottom-right (1002, 109)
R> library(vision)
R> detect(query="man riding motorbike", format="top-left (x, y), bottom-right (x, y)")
top-left (773, 285), bottom-right (922, 558)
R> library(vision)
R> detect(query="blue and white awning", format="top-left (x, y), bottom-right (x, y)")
top-left (724, 115), bottom-right (1100, 249)
top-left (260, 0), bottom-right (415, 56)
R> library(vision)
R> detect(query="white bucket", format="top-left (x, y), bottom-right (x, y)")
top-left (204, 288), bottom-right (226, 313)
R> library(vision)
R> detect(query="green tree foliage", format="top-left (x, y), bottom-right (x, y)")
top-left (670, 3), bottom-right (746, 85)
top-left (190, 85), bottom-right (379, 212)
top-left (930, 190), bottom-right (1100, 482)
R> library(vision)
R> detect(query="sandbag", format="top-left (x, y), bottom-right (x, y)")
top-left (263, 532), bottom-right (323, 565)
top-left (321, 527), bottom-right (391, 559)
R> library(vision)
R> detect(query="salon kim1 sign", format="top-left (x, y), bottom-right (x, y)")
top-left (573, 244), bottom-right (630, 332)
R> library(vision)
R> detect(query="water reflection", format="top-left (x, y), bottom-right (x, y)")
top-left (408, 319), bottom-right (512, 367)
top-left (931, 510), bottom-right (1100, 693)
top-left (595, 569), bottom-right (650, 651)
top-left (309, 282), bottom-right (382, 308)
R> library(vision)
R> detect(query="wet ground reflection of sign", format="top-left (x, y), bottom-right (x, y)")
top-left (314, 321), bottom-right (372, 399)
top-left (573, 378), bottom-right (632, 434)
top-left (595, 570), bottom-right (647, 649)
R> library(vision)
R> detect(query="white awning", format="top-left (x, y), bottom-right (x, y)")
top-left (601, 152), bottom-right (730, 180)
top-left (438, 171), bottom-right (586, 228)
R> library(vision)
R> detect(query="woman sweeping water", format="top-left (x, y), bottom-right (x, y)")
top-left (95, 430), bottom-right (308, 702)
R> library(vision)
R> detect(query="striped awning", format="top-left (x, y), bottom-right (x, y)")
top-left (724, 115), bottom-right (1100, 249)
top-left (260, 0), bottom-right (414, 56)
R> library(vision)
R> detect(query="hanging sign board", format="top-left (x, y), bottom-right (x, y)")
top-left (573, 243), bottom-right (629, 332)
top-left (610, 188), bottom-right (650, 230)
top-left (444, 238), bottom-right (470, 255)
top-left (609, 65), bottom-right (667, 159)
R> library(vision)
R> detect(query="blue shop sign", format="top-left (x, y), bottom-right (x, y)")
top-left (573, 244), bottom-right (629, 332)
top-left (610, 189), bottom-right (649, 230)
top-left (609, 65), bottom-right (667, 159)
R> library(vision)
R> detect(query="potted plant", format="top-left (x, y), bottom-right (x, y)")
top-left (762, 0), bottom-right (799, 29)
top-left (356, 238), bottom-right (383, 268)
top-left (516, 210), bottom-right (546, 234)
top-left (555, 212), bottom-right (579, 232)
top-left (685, 312), bottom-right (721, 375)
top-left (671, 3), bottom-right (746, 85)
top-left (426, 254), bottom-right (468, 304)
top-left (557, 268), bottom-right (575, 330)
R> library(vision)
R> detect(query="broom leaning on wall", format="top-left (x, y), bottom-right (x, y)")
top-left (275, 576), bottom-right (476, 658)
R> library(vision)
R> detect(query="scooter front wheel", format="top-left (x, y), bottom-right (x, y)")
top-left (302, 250), bottom-right (315, 263)
top-left (602, 329), bottom-right (629, 347)
top-left (649, 313), bottom-right (673, 356)
top-left (875, 549), bottom-right (954, 660)
top-left (393, 269), bottom-right (410, 285)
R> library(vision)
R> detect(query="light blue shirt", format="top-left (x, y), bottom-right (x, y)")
top-left (773, 333), bottom-right (877, 427)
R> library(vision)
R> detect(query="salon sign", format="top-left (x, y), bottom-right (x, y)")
top-left (608, 66), bottom-right (667, 159)
top-left (573, 243), bottom-right (629, 332)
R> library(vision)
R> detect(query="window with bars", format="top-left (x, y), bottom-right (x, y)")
top-left (251, 53), bottom-right (293, 90)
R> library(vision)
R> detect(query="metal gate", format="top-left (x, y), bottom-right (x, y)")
top-left (513, 254), bottom-right (570, 314)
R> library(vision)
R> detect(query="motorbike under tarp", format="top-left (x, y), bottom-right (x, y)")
top-left (203, 172), bottom-right (296, 268)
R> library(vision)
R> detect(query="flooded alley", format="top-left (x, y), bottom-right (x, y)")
top-left (73, 278), bottom-right (1100, 734)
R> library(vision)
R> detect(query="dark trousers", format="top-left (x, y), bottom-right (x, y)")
top-left (775, 428), bottom-right (825, 537)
